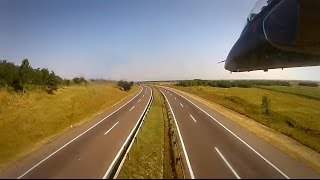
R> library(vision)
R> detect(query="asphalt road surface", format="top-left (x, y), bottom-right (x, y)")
top-left (0, 86), bottom-right (152, 179)
top-left (158, 86), bottom-right (320, 179)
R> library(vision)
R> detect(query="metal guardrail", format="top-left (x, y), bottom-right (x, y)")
top-left (107, 87), bottom-right (153, 179)
top-left (104, 87), bottom-right (154, 179)
top-left (159, 90), bottom-right (186, 179)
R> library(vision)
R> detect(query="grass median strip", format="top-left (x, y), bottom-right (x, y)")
top-left (0, 83), bottom-right (137, 170)
top-left (117, 87), bottom-right (176, 179)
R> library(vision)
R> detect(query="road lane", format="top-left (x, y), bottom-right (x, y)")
top-left (0, 86), bottom-right (152, 179)
top-left (158, 86), bottom-right (320, 179)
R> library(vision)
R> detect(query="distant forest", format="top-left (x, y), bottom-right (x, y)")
top-left (0, 59), bottom-right (87, 93)
top-left (176, 79), bottom-right (319, 88)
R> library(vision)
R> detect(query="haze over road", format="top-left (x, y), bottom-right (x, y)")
top-left (158, 86), bottom-right (320, 179)
top-left (0, 86), bottom-right (152, 179)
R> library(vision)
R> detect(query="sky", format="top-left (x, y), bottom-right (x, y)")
top-left (1, 0), bottom-right (320, 81)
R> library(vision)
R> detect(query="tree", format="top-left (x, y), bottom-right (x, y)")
top-left (117, 80), bottom-right (125, 88)
top-left (261, 95), bottom-right (271, 115)
top-left (19, 59), bottom-right (32, 85)
top-left (12, 79), bottom-right (24, 92)
top-left (123, 82), bottom-right (131, 91)
top-left (40, 68), bottom-right (50, 85)
top-left (65, 79), bottom-right (71, 86)
top-left (46, 71), bottom-right (59, 94)
top-left (0, 60), bottom-right (19, 87)
top-left (80, 77), bottom-right (87, 85)
top-left (73, 77), bottom-right (87, 85)
top-left (73, 77), bottom-right (81, 84)
top-left (117, 80), bottom-right (133, 91)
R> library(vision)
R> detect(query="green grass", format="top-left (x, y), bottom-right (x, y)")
top-left (0, 83), bottom-right (137, 169)
top-left (257, 85), bottom-right (320, 100)
top-left (117, 88), bottom-right (166, 179)
top-left (167, 85), bottom-right (320, 153)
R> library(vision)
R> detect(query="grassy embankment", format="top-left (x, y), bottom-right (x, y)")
top-left (118, 87), bottom-right (178, 179)
top-left (166, 85), bottom-right (320, 154)
top-left (0, 83), bottom-right (138, 170)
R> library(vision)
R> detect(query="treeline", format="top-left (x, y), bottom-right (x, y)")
top-left (89, 79), bottom-right (116, 83)
top-left (298, 81), bottom-right (318, 87)
top-left (176, 79), bottom-right (291, 88)
top-left (71, 77), bottom-right (87, 85)
top-left (0, 59), bottom-right (87, 94)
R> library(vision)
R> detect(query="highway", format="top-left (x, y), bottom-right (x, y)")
top-left (158, 86), bottom-right (320, 179)
top-left (0, 86), bottom-right (152, 179)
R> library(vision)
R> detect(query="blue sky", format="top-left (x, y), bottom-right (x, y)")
top-left (1, 0), bottom-right (320, 81)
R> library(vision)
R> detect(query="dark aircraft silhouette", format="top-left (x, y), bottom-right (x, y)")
top-left (225, 0), bottom-right (320, 72)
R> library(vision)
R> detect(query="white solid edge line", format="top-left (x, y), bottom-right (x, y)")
top-left (215, 147), bottom-right (241, 179)
top-left (17, 87), bottom-right (144, 179)
top-left (102, 86), bottom-right (153, 179)
top-left (104, 122), bottom-right (119, 135)
top-left (159, 89), bottom-right (195, 179)
top-left (180, 103), bottom-right (184, 108)
top-left (189, 114), bottom-right (197, 123)
top-left (129, 106), bottom-right (135, 111)
top-left (113, 87), bottom-right (153, 179)
top-left (164, 87), bottom-right (290, 179)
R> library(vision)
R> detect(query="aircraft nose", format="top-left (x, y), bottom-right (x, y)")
top-left (225, 36), bottom-right (247, 72)
top-left (224, 60), bottom-right (231, 71)
top-left (224, 55), bottom-right (238, 72)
